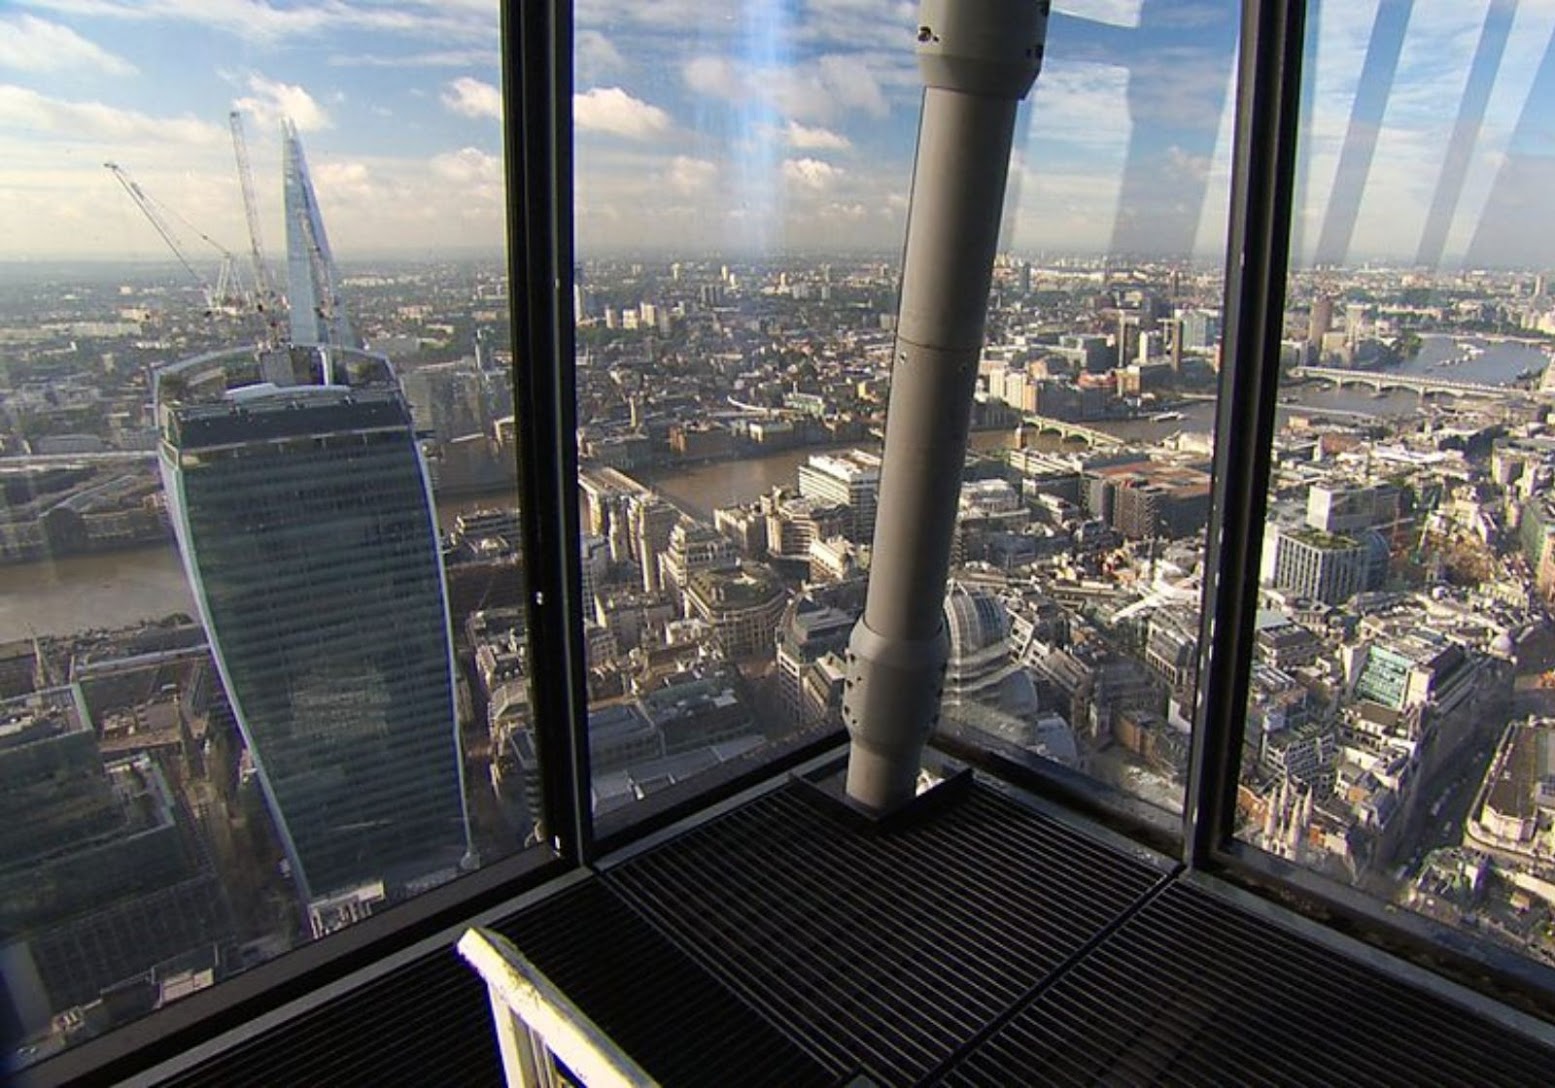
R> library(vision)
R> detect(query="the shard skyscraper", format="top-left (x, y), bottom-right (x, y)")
top-left (156, 123), bottom-right (471, 914)
top-left (282, 119), bottom-right (358, 351)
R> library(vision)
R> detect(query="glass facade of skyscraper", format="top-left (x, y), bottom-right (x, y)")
top-left (159, 353), bottom-right (469, 907)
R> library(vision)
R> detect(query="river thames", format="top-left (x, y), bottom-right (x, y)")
top-left (2, 334), bottom-right (1544, 641)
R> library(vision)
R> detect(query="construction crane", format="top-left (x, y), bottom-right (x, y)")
top-left (229, 110), bottom-right (279, 317)
top-left (105, 161), bottom-right (244, 314)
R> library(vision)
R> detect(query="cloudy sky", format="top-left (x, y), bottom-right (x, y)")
top-left (1, 0), bottom-right (1552, 266)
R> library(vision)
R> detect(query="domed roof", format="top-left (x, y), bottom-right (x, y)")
top-left (944, 581), bottom-right (1011, 662)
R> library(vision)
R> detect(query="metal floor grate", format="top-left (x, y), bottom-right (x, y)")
top-left (941, 881), bottom-right (1555, 1087)
top-left (160, 948), bottom-right (501, 1088)
top-left (604, 783), bottom-right (1167, 1086)
top-left (495, 879), bottom-right (839, 1087)
top-left (155, 779), bottom-right (1555, 1087)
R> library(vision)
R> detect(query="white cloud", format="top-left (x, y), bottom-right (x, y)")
top-left (570, 141), bottom-right (910, 254)
top-left (233, 73), bottom-right (330, 132)
top-left (577, 29), bottom-right (625, 81)
top-left (811, 55), bottom-right (886, 116)
top-left (783, 157), bottom-right (844, 191)
top-left (0, 83), bottom-right (223, 144)
top-left (1164, 144), bottom-right (1211, 182)
top-left (430, 146), bottom-right (504, 204)
top-left (785, 120), bottom-right (851, 150)
top-left (793, 0), bottom-right (916, 48)
top-left (684, 56), bottom-right (742, 100)
top-left (313, 159), bottom-right (373, 200)
top-left (330, 48), bottom-right (498, 69)
top-left (17, 0), bottom-right (493, 47)
top-left (665, 155), bottom-right (716, 195)
top-left (1054, 0), bottom-right (1142, 27)
top-left (1023, 60), bottom-right (1132, 152)
top-left (683, 52), bottom-right (890, 123)
top-left (574, 86), bottom-right (670, 140)
top-left (431, 146), bottom-right (501, 185)
top-left (0, 13), bottom-right (136, 75)
top-left (442, 76), bottom-right (502, 120)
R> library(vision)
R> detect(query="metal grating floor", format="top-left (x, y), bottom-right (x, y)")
top-left (497, 879), bottom-right (837, 1087)
top-left (158, 777), bottom-right (1555, 1087)
top-left (159, 947), bottom-right (502, 1088)
top-left (605, 785), bottom-right (1167, 1085)
top-left (942, 882), bottom-right (1555, 1088)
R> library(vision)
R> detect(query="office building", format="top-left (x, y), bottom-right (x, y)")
top-left (401, 360), bottom-right (492, 443)
top-left (797, 450), bottom-right (882, 544)
top-left (659, 521), bottom-right (738, 601)
top-left (0, 687), bottom-right (232, 1036)
top-left (1270, 525), bottom-right (1386, 605)
top-left (776, 598), bottom-right (857, 728)
top-left (154, 126), bottom-right (470, 906)
top-left (1308, 295), bottom-right (1334, 344)
top-left (630, 496), bottom-right (681, 594)
top-left (1306, 483), bottom-right (1399, 535)
top-left (1085, 460), bottom-right (1213, 540)
top-left (158, 360), bottom-right (470, 904)
top-left (682, 564), bottom-right (788, 659)
top-left (1179, 308), bottom-right (1221, 350)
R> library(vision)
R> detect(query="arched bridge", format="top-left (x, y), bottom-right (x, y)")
top-left (1291, 366), bottom-right (1533, 400)
top-left (1018, 415), bottom-right (1124, 447)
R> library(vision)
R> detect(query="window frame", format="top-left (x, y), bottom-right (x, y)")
top-left (1186, 0), bottom-right (1555, 1024)
top-left (17, 1), bottom-right (1555, 1082)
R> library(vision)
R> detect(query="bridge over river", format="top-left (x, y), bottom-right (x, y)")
top-left (1291, 365), bottom-right (1543, 401)
top-left (1017, 415), bottom-right (1124, 447)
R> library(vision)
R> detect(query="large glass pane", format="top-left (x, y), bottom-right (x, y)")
top-left (1237, 0), bottom-right (1555, 976)
top-left (1, 3), bottom-right (535, 1069)
top-left (939, 0), bottom-right (1239, 815)
top-left (571, 4), bottom-right (873, 826)
top-left (572, 0), bottom-right (1240, 826)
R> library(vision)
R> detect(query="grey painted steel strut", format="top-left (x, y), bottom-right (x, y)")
top-left (843, 0), bottom-right (1048, 811)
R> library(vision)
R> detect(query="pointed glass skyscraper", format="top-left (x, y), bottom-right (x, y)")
top-left (156, 123), bottom-right (470, 911)
top-left (282, 119), bottom-right (358, 351)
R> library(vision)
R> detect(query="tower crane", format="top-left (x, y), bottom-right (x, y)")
top-left (105, 161), bottom-right (245, 315)
top-left (229, 110), bottom-right (280, 318)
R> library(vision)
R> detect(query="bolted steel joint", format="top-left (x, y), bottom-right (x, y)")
top-left (842, 618), bottom-right (950, 811)
top-left (915, 0), bottom-right (1049, 99)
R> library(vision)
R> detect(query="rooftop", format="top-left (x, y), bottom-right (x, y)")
top-left (1485, 720), bottom-right (1549, 823)
top-left (0, 686), bottom-right (90, 752)
top-left (1285, 525), bottom-right (1363, 550)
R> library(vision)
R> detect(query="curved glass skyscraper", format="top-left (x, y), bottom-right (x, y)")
top-left (158, 348), bottom-right (471, 907)
top-left (155, 123), bottom-right (471, 910)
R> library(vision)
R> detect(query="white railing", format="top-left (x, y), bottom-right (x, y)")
top-left (457, 927), bottom-right (657, 1088)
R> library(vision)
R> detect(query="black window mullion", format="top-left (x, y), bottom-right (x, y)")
top-left (502, 0), bottom-right (593, 865)
top-left (1186, 0), bottom-right (1308, 867)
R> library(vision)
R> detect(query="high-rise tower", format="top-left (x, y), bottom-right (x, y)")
top-left (156, 125), bottom-right (469, 908)
top-left (283, 119), bottom-right (359, 351)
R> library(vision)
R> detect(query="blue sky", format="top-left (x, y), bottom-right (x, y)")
top-left (0, 0), bottom-right (1552, 266)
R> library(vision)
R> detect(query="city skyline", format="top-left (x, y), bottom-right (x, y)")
top-left (0, 1), bottom-right (1552, 264)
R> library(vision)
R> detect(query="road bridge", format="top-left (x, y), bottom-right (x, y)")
top-left (0, 450), bottom-right (157, 470)
top-left (1017, 415), bottom-right (1124, 448)
top-left (1291, 366), bottom-right (1533, 400)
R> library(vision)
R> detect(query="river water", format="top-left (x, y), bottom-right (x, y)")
top-left (4, 335), bottom-right (1544, 641)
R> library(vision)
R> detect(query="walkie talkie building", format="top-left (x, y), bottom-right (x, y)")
top-left (155, 126), bottom-right (470, 910)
